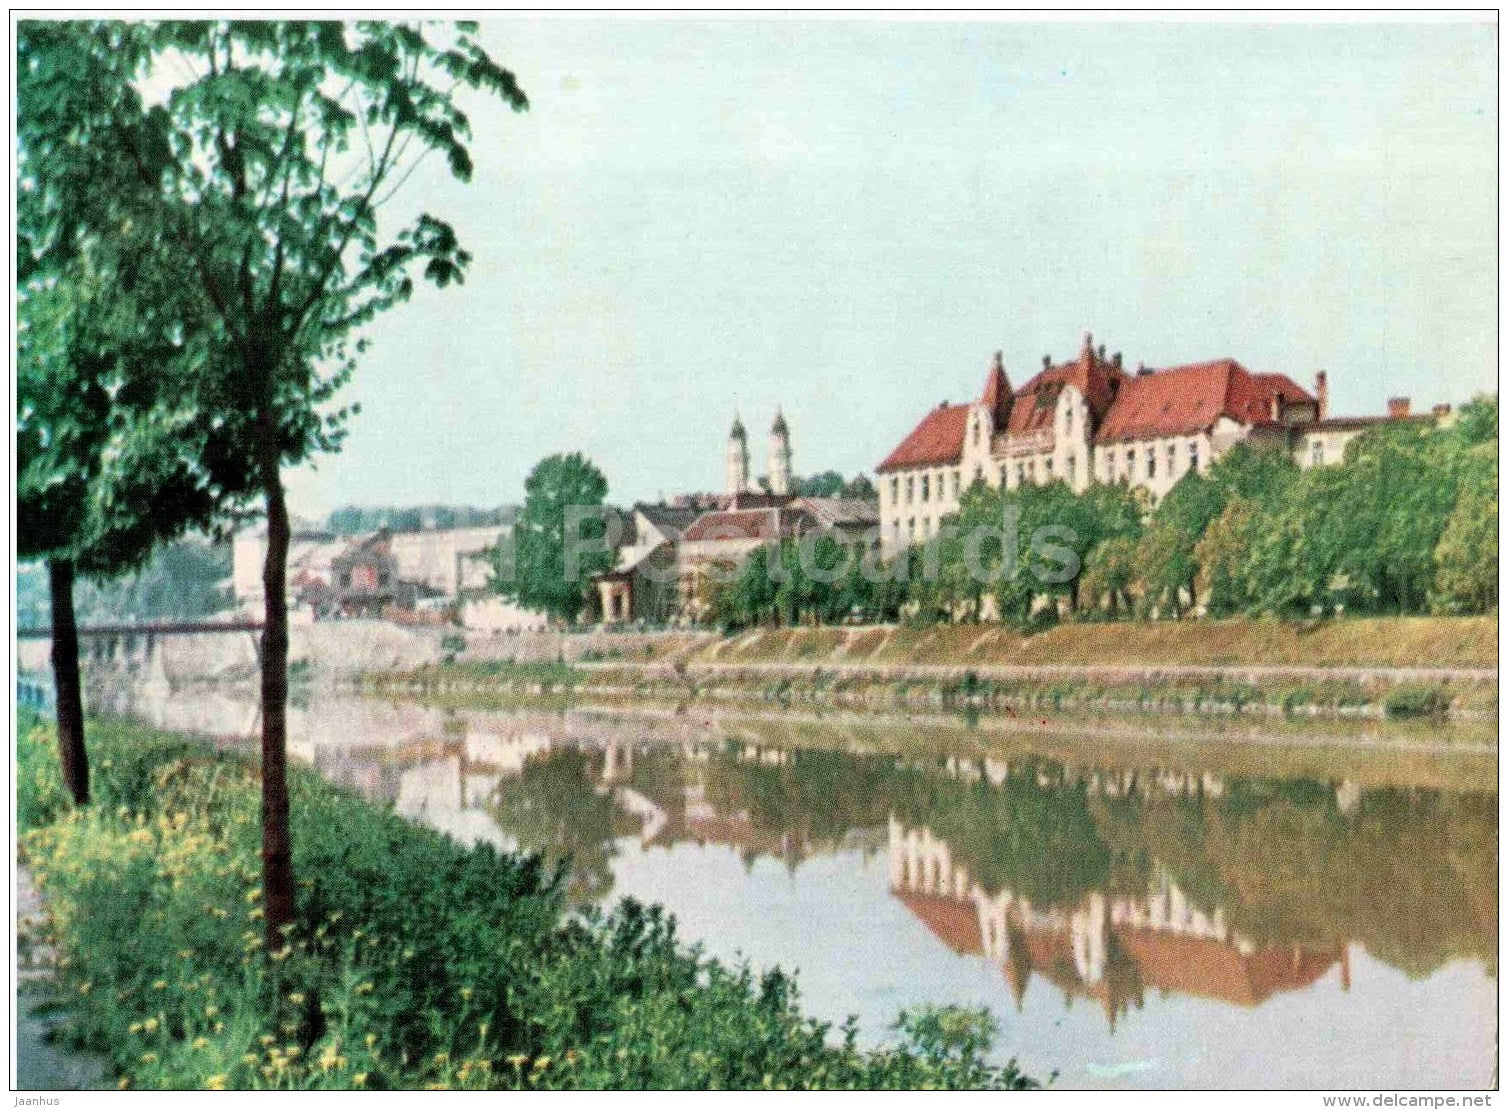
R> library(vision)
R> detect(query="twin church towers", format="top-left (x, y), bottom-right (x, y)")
top-left (725, 409), bottom-right (793, 496)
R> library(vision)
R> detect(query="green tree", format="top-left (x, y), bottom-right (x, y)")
top-left (1431, 455), bottom-right (1498, 614)
top-left (1079, 534), bottom-right (1140, 617)
top-left (22, 19), bottom-right (528, 940)
top-left (16, 27), bottom-right (258, 804)
top-left (1134, 472), bottom-right (1225, 616)
top-left (498, 453), bottom-right (613, 624)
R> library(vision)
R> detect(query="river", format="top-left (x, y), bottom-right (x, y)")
top-left (92, 680), bottom-right (1497, 1089)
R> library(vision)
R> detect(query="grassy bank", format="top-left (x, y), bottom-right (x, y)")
top-left (16, 711), bottom-right (1034, 1091)
top-left (370, 658), bottom-right (1497, 722)
top-left (675, 616), bottom-right (1499, 670)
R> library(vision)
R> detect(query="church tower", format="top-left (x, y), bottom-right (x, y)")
top-left (768, 408), bottom-right (793, 496)
top-left (726, 413), bottom-right (750, 495)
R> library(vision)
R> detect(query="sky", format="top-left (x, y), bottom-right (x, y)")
top-left (282, 16), bottom-right (1498, 520)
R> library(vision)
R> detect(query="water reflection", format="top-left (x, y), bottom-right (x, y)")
top-left (93, 684), bottom-right (1497, 1088)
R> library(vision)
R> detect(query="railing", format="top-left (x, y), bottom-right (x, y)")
top-left (15, 619), bottom-right (264, 640)
top-left (16, 674), bottom-right (56, 714)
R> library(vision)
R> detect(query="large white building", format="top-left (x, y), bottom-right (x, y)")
top-left (876, 332), bottom-right (1446, 555)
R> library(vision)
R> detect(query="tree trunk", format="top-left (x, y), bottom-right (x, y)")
top-left (48, 559), bottom-right (89, 806)
top-left (258, 448), bottom-right (297, 948)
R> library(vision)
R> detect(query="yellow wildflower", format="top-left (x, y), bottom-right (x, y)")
top-left (192, 1037), bottom-right (209, 1050)
top-left (288, 992), bottom-right (306, 1005)
top-left (205, 1075), bottom-right (227, 1091)
top-left (117, 1077), bottom-right (131, 1090)
top-left (141, 1052), bottom-right (159, 1064)
top-left (245, 887), bottom-right (262, 904)
top-left (352, 1073), bottom-right (368, 1088)
top-left (78, 981), bottom-right (92, 995)
top-left (354, 981), bottom-right (374, 995)
top-left (143, 1018), bottom-right (160, 1033)
top-left (151, 979), bottom-right (167, 991)
top-left (128, 1022), bottom-right (143, 1035)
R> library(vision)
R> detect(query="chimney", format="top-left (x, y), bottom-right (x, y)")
top-left (1136, 361), bottom-right (1152, 377)
top-left (1314, 371), bottom-right (1329, 420)
top-left (1097, 343), bottom-right (1106, 360)
top-left (1387, 396), bottom-right (1411, 419)
top-left (1112, 351), bottom-right (1123, 370)
top-left (1042, 354), bottom-right (1052, 370)
top-left (992, 350), bottom-right (1004, 373)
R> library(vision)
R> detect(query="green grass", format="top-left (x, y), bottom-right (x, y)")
top-left (16, 710), bottom-right (1034, 1092)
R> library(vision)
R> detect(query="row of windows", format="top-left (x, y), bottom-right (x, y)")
top-left (889, 469), bottom-right (963, 506)
top-left (1099, 440), bottom-right (1202, 483)
top-left (889, 437), bottom-right (1209, 505)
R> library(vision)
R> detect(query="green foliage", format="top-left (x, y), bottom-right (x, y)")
top-left (17, 708), bottom-right (69, 831)
top-left (21, 718), bottom-right (1034, 1091)
top-left (1383, 685), bottom-right (1450, 719)
top-left (1431, 445), bottom-right (1498, 614)
top-left (327, 504), bottom-right (508, 535)
top-left (494, 453), bottom-right (612, 624)
top-left (710, 539), bottom-right (906, 630)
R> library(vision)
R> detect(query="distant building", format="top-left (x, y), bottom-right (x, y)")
top-left (876, 333), bottom-right (1449, 555)
top-left (233, 518), bottom-right (517, 623)
top-left (593, 414), bottom-right (878, 626)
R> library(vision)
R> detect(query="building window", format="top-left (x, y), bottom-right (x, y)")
top-left (1044, 457), bottom-right (1054, 478)
top-left (906, 476), bottom-right (914, 504)
top-left (1147, 449), bottom-right (1156, 479)
top-left (1189, 441), bottom-right (1200, 472)
top-left (974, 465), bottom-right (984, 484)
top-left (1167, 444), bottom-right (1176, 475)
top-left (890, 476), bottom-right (899, 503)
top-left (1017, 463), bottom-right (1026, 486)
top-left (951, 470), bottom-right (961, 499)
top-left (1311, 441), bottom-right (1324, 467)
top-left (1065, 405), bottom-right (1074, 433)
top-left (907, 517), bottom-right (917, 540)
top-left (920, 474), bottom-right (931, 502)
top-left (1067, 455), bottom-right (1076, 483)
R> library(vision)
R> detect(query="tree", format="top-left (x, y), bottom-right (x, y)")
top-left (842, 473), bottom-right (878, 502)
top-left (17, 24), bottom-right (258, 803)
top-left (1079, 534), bottom-right (1140, 617)
top-left (497, 454), bottom-right (613, 624)
top-left (1134, 472), bottom-right (1225, 617)
top-left (1431, 456), bottom-right (1498, 614)
top-left (1194, 495), bottom-right (1263, 616)
top-left (791, 471), bottom-right (846, 498)
top-left (22, 20), bottom-right (528, 942)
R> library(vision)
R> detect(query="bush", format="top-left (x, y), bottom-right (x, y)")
top-left (19, 716), bottom-right (1036, 1091)
top-left (1384, 685), bottom-right (1450, 720)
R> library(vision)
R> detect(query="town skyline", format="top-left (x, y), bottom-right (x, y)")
top-left (274, 18), bottom-right (1496, 520)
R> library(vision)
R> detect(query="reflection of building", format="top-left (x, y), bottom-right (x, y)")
top-left (888, 818), bottom-right (1346, 1029)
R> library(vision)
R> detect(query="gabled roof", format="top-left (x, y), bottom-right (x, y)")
top-left (1094, 359), bottom-right (1316, 444)
top-left (794, 497), bottom-right (879, 530)
top-left (634, 502), bottom-right (701, 536)
top-left (1007, 334), bottom-right (1126, 438)
top-left (876, 403), bottom-right (970, 473)
top-left (894, 891), bottom-right (984, 955)
top-left (681, 507), bottom-right (815, 543)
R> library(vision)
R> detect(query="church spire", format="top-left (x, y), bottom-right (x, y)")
top-left (726, 411), bottom-right (750, 494)
top-left (768, 407), bottom-right (792, 495)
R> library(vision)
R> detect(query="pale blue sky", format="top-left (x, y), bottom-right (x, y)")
top-left (285, 17), bottom-right (1497, 518)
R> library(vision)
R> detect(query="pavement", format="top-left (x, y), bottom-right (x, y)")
top-left (14, 866), bottom-right (109, 1091)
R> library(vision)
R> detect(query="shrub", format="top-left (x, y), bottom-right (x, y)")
top-left (19, 716), bottom-right (1036, 1091)
top-left (1384, 685), bottom-right (1450, 720)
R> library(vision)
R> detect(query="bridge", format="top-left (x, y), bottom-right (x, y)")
top-left (15, 620), bottom-right (264, 640)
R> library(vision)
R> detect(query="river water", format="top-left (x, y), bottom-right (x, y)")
top-left (94, 681), bottom-right (1497, 1089)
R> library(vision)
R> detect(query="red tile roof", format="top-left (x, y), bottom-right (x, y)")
top-left (980, 352), bottom-right (1013, 429)
top-left (1094, 359), bottom-right (1316, 444)
top-left (681, 507), bottom-right (815, 543)
top-left (895, 891), bottom-right (984, 955)
top-left (876, 403), bottom-right (970, 474)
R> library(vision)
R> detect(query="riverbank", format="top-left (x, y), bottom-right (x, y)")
top-left (15, 711), bottom-right (1035, 1092)
top-left (364, 654), bottom-right (1497, 723)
